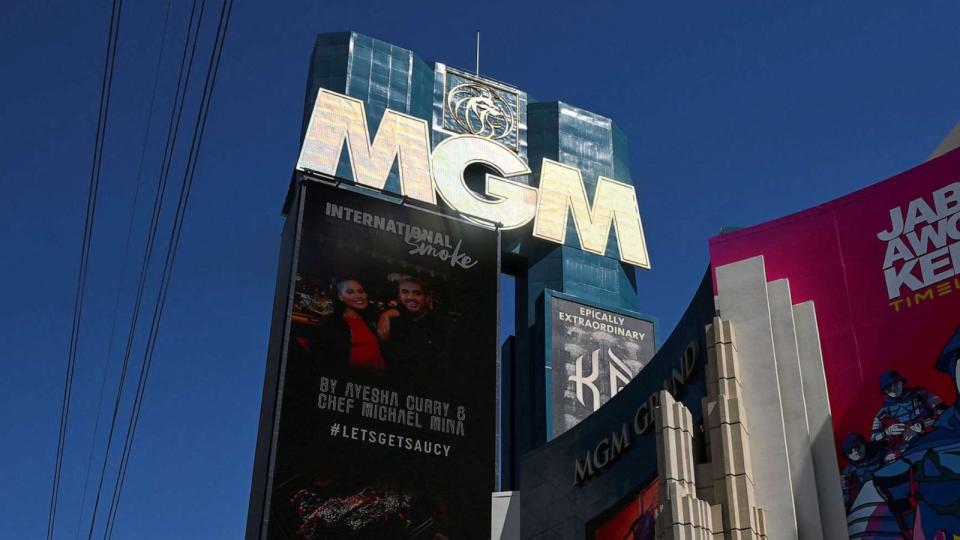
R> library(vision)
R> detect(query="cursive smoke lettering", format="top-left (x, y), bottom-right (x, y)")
top-left (405, 235), bottom-right (478, 269)
top-left (325, 202), bottom-right (480, 268)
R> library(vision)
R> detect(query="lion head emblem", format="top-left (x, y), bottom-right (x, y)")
top-left (446, 83), bottom-right (514, 141)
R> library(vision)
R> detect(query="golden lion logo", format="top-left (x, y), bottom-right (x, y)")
top-left (446, 83), bottom-right (514, 140)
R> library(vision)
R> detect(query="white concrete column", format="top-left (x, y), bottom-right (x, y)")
top-left (792, 301), bottom-right (847, 538)
top-left (766, 279), bottom-right (823, 539)
top-left (715, 256), bottom-right (798, 537)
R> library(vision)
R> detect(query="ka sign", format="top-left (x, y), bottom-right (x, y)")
top-left (297, 89), bottom-right (651, 268)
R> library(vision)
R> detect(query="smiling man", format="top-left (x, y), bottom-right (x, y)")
top-left (398, 277), bottom-right (429, 320)
top-left (378, 276), bottom-right (444, 381)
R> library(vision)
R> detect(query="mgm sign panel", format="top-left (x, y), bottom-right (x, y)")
top-left (547, 293), bottom-right (656, 437)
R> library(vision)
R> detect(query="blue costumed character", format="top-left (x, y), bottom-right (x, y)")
top-left (871, 370), bottom-right (946, 462)
top-left (872, 327), bottom-right (960, 538)
top-left (840, 433), bottom-right (885, 511)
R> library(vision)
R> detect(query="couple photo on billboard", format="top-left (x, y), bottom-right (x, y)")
top-left (267, 181), bottom-right (498, 540)
top-left (296, 273), bottom-right (444, 383)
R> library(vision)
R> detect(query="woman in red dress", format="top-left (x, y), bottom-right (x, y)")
top-left (331, 278), bottom-right (386, 372)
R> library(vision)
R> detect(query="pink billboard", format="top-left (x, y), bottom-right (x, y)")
top-left (710, 148), bottom-right (960, 538)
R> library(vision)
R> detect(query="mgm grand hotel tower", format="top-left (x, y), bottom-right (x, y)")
top-left (249, 31), bottom-right (960, 540)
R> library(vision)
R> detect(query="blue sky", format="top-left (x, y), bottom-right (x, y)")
top-left (2, 1), bottom-right (960, 538)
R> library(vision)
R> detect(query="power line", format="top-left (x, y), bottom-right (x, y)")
top-left (48, 1), bottom-right (123, 538)
top-left (103, 1), bottom-right (233, 535)
top-left (73, 2), bottom-right (173, 538)
top-left (83, 0), bottom-right (207, 537)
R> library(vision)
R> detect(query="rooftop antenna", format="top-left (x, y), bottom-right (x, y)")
top-left (475, 30), bottom-right (480, 75)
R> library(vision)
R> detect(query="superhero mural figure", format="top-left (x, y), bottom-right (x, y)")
top-left (840, 433), bottom-right (885, 511)
top-left (851, 327), bottom-right (960, 539)
top-left (871, 370), bottom-right (946, 462)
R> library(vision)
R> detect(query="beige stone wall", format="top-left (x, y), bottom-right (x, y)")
top-left (655, 390), bottom-right (714, 539)
top-left (711, 256), bottom-right (848, 538)
top-left (654, 317), bottom-right (768, 539)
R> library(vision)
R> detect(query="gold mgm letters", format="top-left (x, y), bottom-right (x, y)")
top-left (297, 89), bottom-right (651, 268)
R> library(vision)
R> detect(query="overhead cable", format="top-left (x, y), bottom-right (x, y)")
top-left (83, 0), bottom-right (206, 537)
top-left (48, 1), bottom-right (124, 538)
top-left (73, 1), bottom-right (173, 538)
top-left (103, 0), bottom-right (234, 536)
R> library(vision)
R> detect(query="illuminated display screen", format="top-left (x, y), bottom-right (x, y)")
top-left (265, 181), bottom-right (499, 539)
top-left (548, 293), bottom-right (655, 437)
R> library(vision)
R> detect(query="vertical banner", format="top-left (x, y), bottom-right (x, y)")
top-left (547, 293), bottom-right (655, 437)
top-left (268, 181), bottom-right (499, 539)
top-left (709, 148), bottom-right (960, 537)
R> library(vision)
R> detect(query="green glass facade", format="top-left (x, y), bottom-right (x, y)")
top-left (300, 31), bottom-right (647, 487)
top-left (302, 32), bottom-right (434, 194)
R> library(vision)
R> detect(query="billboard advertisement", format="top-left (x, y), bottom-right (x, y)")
top-left (709, 148), bottom-right (960, 537)
top-left (547, 292), bottom-right (655, 437)
top-left (589, 478), bottom-right (659, 540)
top-left (519, 273), bottom-right (712, 540)
top-left (267, 181), bottom-right (499, 539)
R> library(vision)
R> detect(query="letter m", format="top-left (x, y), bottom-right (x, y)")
top-left (297, 89), bottom-right (435, 204)
top-left (574, 454), bottom-right (595, 486)
top-left (533, 159), bottom-right (650, 268)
